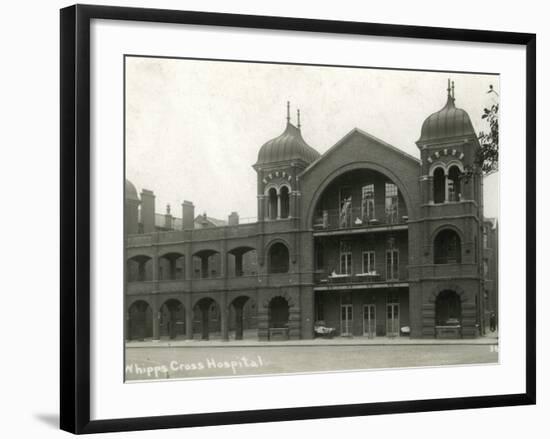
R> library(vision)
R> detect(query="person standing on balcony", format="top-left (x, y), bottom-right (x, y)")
top-left (340, 197), bottom-right (351, 228)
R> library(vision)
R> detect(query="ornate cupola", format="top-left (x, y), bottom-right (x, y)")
top-left (416, 80), bottom-right (481, 206)
top-left (417, 80), bottom-right (477, 146)
top-left (253, 102), bottom-right (320, 221)
top-left (254, 104), bottom-right (320, 168)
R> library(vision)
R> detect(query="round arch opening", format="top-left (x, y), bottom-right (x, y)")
top-left (311, 168), bottom-right (408, 230)
top-left (193, 297), bottom-right (220, 340)
top-left (268, 242), bottom-right (290, 274)
top-left (127, 300), bottom-right (153, 340)
top-left (229, 295), bottom-right (257, 340)
top-left (159, 298), bottom-right (185, 339)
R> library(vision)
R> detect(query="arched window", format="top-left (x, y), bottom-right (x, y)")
top-left (433, 167), bottom-right (446, 204)
top-left (447, 165), bottom-right (462, 202)
top-left (268, 242), bottom-right (290, 273)
top-left (434, 229), bottom-right (462, 264)
top-left (267, 188), bottom-right (277, 220)
top-left (280, 186), bottom-right (290, 218)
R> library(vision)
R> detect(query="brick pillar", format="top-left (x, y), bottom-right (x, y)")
top-left (152, 255), bottom-right (159, 281)
top-left (185, 245), bottom-right (192, 280)
top-left (220, 293), bottom-right (229, 341)
top-left (235, 253), bottom-right (243, 277)
top-left (289, 309), bottom-right (301, 340)
top-left (421, 303), bottom-right (435, 338)
top-left (235, 306), bottom-right (244, 340)
top-left (427, 176), bottom-right (434, 204)
top-left (201, 307), bottom-right (209, 340)
top-left (201, 256), bottom-right (208, 278)
top-left (125, 310), bottom-right (130, 341)
top-left (185, 296), bottom-right (193, 340)
top-left (257, 307), bottom-right (269, 341)
top-left (152, 308), bottom-right (160, 341)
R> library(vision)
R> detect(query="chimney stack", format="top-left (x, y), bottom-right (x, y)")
top-left (140, 189), bottom-right (155, 233)
top-left (164, 204), bottom-right (173, 230)
top-left (181, 200), bottom-right (195, 230)
top-left (228, 211), bottom-right (239, 226)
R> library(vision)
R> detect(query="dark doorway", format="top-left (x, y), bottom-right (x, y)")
top-left (128, 300), bottom-right (153, 340)
top-left (435, 290), bottom-right (462, 326)
top-left (193, 298), bottom-right (219, 340)
top-left (160, 299), bottom-right (185, 339)
top-left (269, 296), bottom-right (290, 329)
top-left (230, 296), bottom-right (252, 340)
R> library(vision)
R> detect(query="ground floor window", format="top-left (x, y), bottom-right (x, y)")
top-left (363, 304), bottom-right (376, 337)
top-left (386, 302), bottom-right (400, 337)
top-left (340, 304), bottom-right (353, 336)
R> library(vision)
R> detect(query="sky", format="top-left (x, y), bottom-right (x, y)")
top-left (125, 57), bottom-right (499, 221)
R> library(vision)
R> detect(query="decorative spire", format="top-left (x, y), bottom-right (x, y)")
top-left (446, 78), bottom-right (455, 106)
top-left (286, 101), bottom-right (290, 124)
top-left (297, 109), bottom-right (301, 129)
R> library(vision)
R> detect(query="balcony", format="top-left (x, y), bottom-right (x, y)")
top-left (409, 263), bottom-right (479, 281)
top-left (313, 270), bottom-right (408, 291)
top-left (312, 207), bottom-right (408, 236)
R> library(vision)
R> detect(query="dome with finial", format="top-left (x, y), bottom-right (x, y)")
top-left (255, 102), bottom-right (320, 167)
top-left (417, 80), bottom-right (476, 144)
top-left (125, 179), bottom-right (140, 202)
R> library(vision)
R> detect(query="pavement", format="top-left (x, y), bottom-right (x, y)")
top-left (126, 331), bottom-right (499, 349)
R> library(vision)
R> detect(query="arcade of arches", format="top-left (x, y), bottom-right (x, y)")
top-left (126, 295), bottom-right (295, 341)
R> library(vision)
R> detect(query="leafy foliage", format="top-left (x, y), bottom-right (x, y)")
top-left (477, 86), bottom-right (499, 175)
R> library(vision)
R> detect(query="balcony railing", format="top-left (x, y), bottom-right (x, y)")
top-left (314, 270), bottom-right (401, 285)
top-left (313, 207), bottom-right (408, 231)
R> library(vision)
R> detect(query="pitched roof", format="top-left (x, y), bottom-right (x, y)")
top-left (301, 128), bottom-right (420, 176)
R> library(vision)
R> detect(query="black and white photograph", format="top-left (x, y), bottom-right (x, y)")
top-left (124, 57), bottom-right (500, 381)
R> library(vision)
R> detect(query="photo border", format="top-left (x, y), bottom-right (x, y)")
top-left (60, 4), bottom-right (536, 434)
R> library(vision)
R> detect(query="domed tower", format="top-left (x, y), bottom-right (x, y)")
top-left (253, 102), bottom-right (320, 221)
top-left (417, 79), bottom-right (481, 206)
top-left (125, 179), bottom-right (140, 235)
top-left (410, 80), bottom-right (484, 339)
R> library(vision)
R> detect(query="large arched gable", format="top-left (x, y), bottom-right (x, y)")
top-left (304, 161), bottom-right (416, 229)
top-left (299, 129), bottom-right (421, 227)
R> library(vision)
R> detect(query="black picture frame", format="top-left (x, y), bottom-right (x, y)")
top-left (60, 4), bottom-right (536, 434)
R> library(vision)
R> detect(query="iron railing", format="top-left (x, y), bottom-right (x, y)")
top-left (314, 270), bottom-right (400, 284)
top-left (312, 207), bottom-right (407, 231)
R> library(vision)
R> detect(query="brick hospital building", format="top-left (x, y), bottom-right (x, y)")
top-left (125, 82), bottom-right (498, 342)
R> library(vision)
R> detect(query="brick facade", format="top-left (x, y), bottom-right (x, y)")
top-left (125, 91), bottom-right (498, 342)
